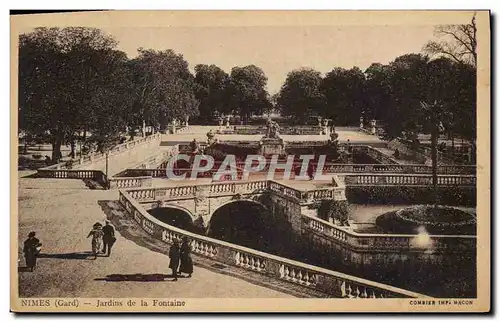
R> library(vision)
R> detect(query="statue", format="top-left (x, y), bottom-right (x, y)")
top-left (360, 116), bottom-right (364, 129)
top-left (370, 119), bottom-right (376, 135)
top-left (190, 138), bottom-right (200, 154)
top-left (266, 119), bottom-right (280, 139)
top-left (206, 130), bottom-right (216, 145)
top-left (218, 117), bottom-right (224, 132)
top-left (322, 118), bottom-right (330, 136)
top-left (317, 117), bottom-right (322, 127)
top-left (329, 127), bottom-right (339, 143)
top-left (225, 116), bottom-right (230, 128)
top-left (171, 118), bottom-right (178, 134)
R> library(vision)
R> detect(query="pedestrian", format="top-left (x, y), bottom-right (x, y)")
top-left (169, 239), bottom-right (181, 281)
top-left (23, 232), bottom-right (42, 272)
top-left (87, 222), bottom-right (104, 259)
top-left (101, 220), bottom-right (116, 257)
top-left (179, 236), bottom-right (193, 278)
top-left (307, 162), bottom-right (315, 180)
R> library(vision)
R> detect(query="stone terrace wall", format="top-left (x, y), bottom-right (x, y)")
top-left (118, 188), bottom-right (427, 298)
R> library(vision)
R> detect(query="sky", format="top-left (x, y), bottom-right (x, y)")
top-left (101, 25), bottom-right (437, 94)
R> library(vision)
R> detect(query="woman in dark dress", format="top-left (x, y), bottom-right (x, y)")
top-left (179, 236), bottom-right (194, 278)
top-left (169, 239), bottom-right (181, 281)
top-left (23, 232), bottom-right (42, 272)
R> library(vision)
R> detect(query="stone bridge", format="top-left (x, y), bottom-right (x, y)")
top-left (125, 177), bottom-right (347, 232)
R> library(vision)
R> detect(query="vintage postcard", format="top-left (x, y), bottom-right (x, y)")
top-left (10, 10), bottom-right (490, 312)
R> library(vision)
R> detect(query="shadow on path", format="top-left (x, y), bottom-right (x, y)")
top-left (97, 199), bottom-right (327, 298)
top-left (94, 273), bottom-right (181, 282)
top-left (38, 251), bottom-right (95, 260)
top-left (18, 266), bottom-right (32, 272)
top-left (82, 179), bottom-right (107, 190)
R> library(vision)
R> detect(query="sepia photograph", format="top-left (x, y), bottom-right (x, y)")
top-left (10, 10), bottom-right (490, 312)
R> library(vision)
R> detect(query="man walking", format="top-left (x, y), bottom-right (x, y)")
top-left (101, 220), bottom-right (116, 257)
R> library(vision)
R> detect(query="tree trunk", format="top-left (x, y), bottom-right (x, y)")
top-left (451, 134), bottom-right (455, 161)
top-left (51, 134), bottom-right (63, 163)
top-left (23, 135), bottom-right (29, 155)
top-left (431, 118), bottom-right (439, 208)
top-left (70, 138), bottom-right (76, 158)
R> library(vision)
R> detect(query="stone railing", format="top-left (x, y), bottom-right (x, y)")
top-left (124, 179), bottom-right (344, 204)
top-left (125, 180), bottom-right (270, 203)
top-left (35, 169), bottom-right (108, 187)
top-left (109, 176), bottom-right (152, 189)
top-left (229, 125), bottom-right (324, 135)
top-left (343, 174), bottom-right (476, 187)
top-left (386, 139), bottom-right (469, 165)
top-left (129, 146), bottom-right (179, 170)
top-left (118, 189), bottom-right (427, 298)
top-left (322, 163), bottom-right (476, 175)
top-left (363, 146), bottom-right (400, 164)
top-left (39, 133), bottom-right (162, 171)
top-left (301, 213), bottom-right (476, 253)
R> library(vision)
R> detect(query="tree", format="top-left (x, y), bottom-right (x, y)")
top-left (321, 67), bottom-right (366, 125)
top-left (129, 49), bottom-right (199, 133)
top-left (276, 68), bottom-right (325, 122)
top-left (193, 64), bottom-right (230, 123)
top-left (19, 27), bottom-right (127, 162)
top-left (227, 65), bottom-right (270, 122)
top-left (364, 63), bottom-right (393, 122)
top-left (423, 13), bottom-right (477, 67)
top-left (364, 54), bottom-right (431, 141)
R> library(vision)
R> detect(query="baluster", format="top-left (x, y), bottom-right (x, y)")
top-left (285, 266), bottom-right (291, 280)
top-left (346, 284), bottom-right (352, 298)
top-left (279, 264), bottom-right (285, 278)
top-left (302, 271), bottom-right (309, 285)
top-left (296, 270), bottom-right (303, 284)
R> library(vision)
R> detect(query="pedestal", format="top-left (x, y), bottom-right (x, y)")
top-left (259, 137), bottom-right (285, 156)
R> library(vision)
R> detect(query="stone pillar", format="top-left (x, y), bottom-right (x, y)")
top-left (172, 119), bottom-right (177, 134)
top-left (225, 116), bottom-right (230, 128)
top-left (142, 120), bottom-right (146, 137)
top-left (370, 119), bottom-right (376, 135)
top-left (218, 118), bottom-right (224, 132)
top-left (185, 115), bottom-right (189, 127)
top-left (323, 119), bottom-right (329, 136)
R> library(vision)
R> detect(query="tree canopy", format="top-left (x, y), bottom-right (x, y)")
top-left (19, 27), bottom-right (130, 161)
top-left (276, 68), bottom-right (324, 122)
top-left (19, 25), bottom-right (477, 162)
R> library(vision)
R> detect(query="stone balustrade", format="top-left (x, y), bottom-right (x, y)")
top-left (118, 189), bottom-right (427, 298)
top-left (301, 213), bottom-right (476, 253)
top-left (343, 174), bottom-right (476, 187)
top-left (322, 163), bottom-right (476, 175)
top-left (39, 133), bottom-right (162, 171)
top-left (229, 125), bottom-right (324, 135)
top-left (125, 179), bottom-right (342, 205)
top-left (35, 169), bottom-right (108, 187)
top-left (109, 176), bottom-right (152, 189)
top-left (363, 146), bottom-right (400, 164)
